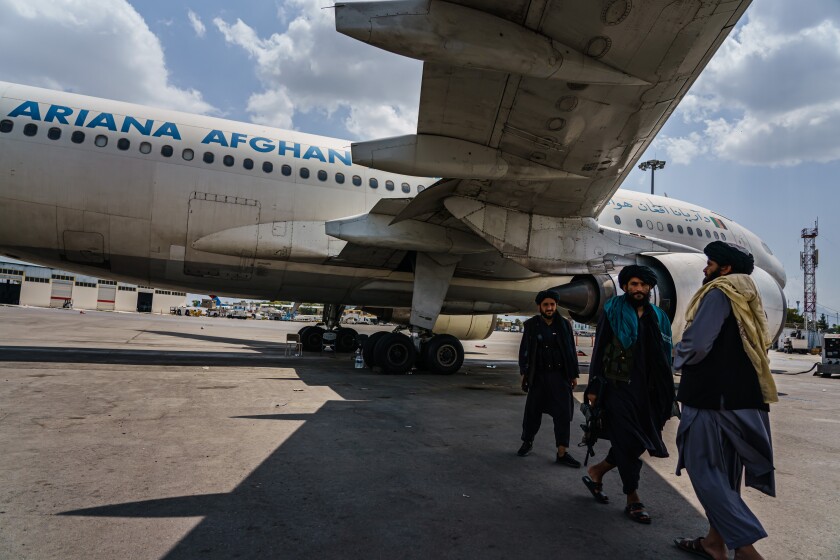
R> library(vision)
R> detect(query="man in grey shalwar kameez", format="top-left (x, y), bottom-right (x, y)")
top-left (673, 241), bottom-right (778, 560)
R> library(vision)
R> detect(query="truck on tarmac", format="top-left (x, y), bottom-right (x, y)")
top-left (782, 329), bottom-right (810, 354)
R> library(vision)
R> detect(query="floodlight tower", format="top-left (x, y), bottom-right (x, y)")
top-left (638, 159), bottom-right (666, 195)
top-left (800, 219), bottom-right (818, 338)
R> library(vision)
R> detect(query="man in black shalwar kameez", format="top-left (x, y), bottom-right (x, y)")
top-left (582, 265), bottom-right (675, 524)
top-left (517, 290), bottom-right (582, 467)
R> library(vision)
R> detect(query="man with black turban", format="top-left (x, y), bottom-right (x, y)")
top-left (582, 264), bottom-right (675, 524)
top-left (673, 242), bottom-right (776, 560)
top-left (516, 289), bottom-right (582, 467)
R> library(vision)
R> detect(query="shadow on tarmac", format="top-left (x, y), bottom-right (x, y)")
top-left (52, 358), bottom-right (711, 559)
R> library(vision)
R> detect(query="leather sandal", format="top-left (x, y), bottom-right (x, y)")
top-left (581, 475), bottom-right (609, 503)
top-left (624, 502), bottom-right (651, 524)
top-left (673, 537), bottom-right (713, 559)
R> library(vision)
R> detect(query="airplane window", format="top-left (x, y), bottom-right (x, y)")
top-left (646, 220), bottom-right (653, 229)
top-left (203, 151), bottom-right (214, 164)
top-left (47, 127), bottom-right (61, 140)
top-left (369, 178), bottom-right (378, 189)
top-left (336, 173), bottom-right (345, 184)
top-left (182, 148), bottom-right (194, 161)
top-left (705, 229), bottom-right (711, 238)
top-left (243, 158), bottom-right (254, 170)
top-left (95, 135), bottom-right (108, 147)
top-left (687, 226), bottom-right (694, 235)
top-left (697, 228), bottom-right (703, 237)
top-left (161, 145), bottom-right (173, 157)
top-left (23, 123), bottom-right (37, 137)
top-left (300, 167), bottom-right (309, 178)
top-left (401, 182), bottom-right (410, 193)
top-left (281, 164), bottom-right (292, 176)
top-left (656, 222), bottom-right (664, 231)
top-left (352, 175), bottom-right (362, 186)
top-left (614, 215), bottom-right (621, 225)
top-left (223, 154), bottom-right (234, 167)
top-left (262, 161), bottom-right (273, 173)
top-left (318, 170), bottom-right (328, 181)
top-left (636, 218), bottom-right (643, 228)
top-left (385, 180), bottom-right (395, 191)
top-left (667, 224), bottom-right (674, 233)
top-left (139, 142), bottom-right (152, 154)
top-left (677, 225), bottom-right (684, 234)
top-left (71, 131), bottom-right (85, 144)
top-left (0, 119), bottom-right (12, 133)
top-left (118, 138), bottom-right (130, 151)
top-left (713, 231), bottom-right (720, 240)
top-left (721, 233), bottom-right (727, 241)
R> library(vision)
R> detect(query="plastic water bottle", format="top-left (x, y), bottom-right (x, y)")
top-left (354, 348), bottom-right (364, 369)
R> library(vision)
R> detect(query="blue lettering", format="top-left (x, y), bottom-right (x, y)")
top-left (45, 105), bottom-right (73, 125)
top-left (201, 129), bottom-right (229, 147)
top-left (230, 132), bottom-right (248, 148)
top-left (328, 148), bottom-right (352, 166)
top-left (250, 137), bottom-right (274, 153)
top-left (152, 122), bottom-right (181, 140)
top-left (86, 112), bottom-right (117, 131)
top-left (121, 116), bottom-right (153, 135)
top-left (8, 100), bottom-right (41, 120)
top-left (74, 109), bottom-right (89, 127)
top-left (277, 140), bottom-right (300, 158)
top-left (303, 145), bottom-right (327, 163)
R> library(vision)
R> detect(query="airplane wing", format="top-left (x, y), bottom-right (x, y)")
top-left (339, 0), bottom-right (750, 220)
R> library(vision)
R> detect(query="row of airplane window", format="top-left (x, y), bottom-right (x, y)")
top-left (613, 214), bottom-right (727, 241)
top-left (0, 119), bottom-right (427, 194)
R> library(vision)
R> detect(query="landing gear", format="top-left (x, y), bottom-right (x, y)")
top-left (361, 331), bottom-right (464, 375)
top-left (299, 325), bottom-right (325, 352)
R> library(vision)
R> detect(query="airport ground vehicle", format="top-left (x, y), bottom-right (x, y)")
top-left (783, 330), bottom-right (811, 354)
top-left (817, 334), bottom-right (840, 377)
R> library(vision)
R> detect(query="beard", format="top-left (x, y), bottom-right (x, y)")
top-left (628, 291), bottom-right (651, 309)
top-left (540, 310), bottom-right (555, 320)
top-left (703, 269), bottom-right (722, 285)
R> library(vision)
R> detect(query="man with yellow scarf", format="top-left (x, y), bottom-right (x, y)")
top-left (673, 241), bottom-right (777, 560)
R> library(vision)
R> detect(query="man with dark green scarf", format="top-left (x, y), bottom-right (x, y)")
top-left (581, 265), bottom-right (675, 524)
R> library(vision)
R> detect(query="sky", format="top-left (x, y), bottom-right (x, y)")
top-left (0, 0), bottom-right (838, 324)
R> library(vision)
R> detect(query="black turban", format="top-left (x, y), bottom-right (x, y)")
top-left (704, 241), bottom-right (754, 274)
top-left (535, 290), bottom-right (560, 305)
top-left (618, 265), bottom-right (658, 288)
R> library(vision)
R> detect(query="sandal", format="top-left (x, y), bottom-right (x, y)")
top-left (624, 502), bottom-right (651, 524)
top-left (673, 537), bottom-right (713, 559)
top-left (581, 475), bottom-right (609, 503)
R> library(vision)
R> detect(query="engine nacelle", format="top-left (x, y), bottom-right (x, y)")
top-left (362, 307), bottom-right (497, 340)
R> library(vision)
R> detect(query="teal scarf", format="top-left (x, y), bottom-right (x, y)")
top-left (604, 294), bottom-right (672, 357)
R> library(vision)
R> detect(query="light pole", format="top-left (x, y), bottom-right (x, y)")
top-left (638, 159), bottom-right (666, 195)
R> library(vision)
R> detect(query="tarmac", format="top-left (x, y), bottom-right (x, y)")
top-left (0, 305), bottom-right (837, 560)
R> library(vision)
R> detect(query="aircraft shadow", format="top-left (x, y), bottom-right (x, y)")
top-left (0, 346), bottom-right (297, 367)
top-left (57, 363), bottom-right (711, 559)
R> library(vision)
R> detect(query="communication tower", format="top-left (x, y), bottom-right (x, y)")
top-left (800, 220), bottom-right (818, 337)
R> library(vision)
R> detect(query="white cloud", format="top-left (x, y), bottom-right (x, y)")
top-left (0, 0), bottom-right (215, 114)
top-left (187, 9), bottom-right (206, 38)
top-left (653, 132), bottom-right (707, 165)
top-left (214, 1), bottom-right (421, 139)
top-left (666, 0), bottom-right (840, 167)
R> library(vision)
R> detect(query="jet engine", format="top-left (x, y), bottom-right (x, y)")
top-left (362, 307), bottom-right (496, 340)
top-left (551, 253), bottom-right (786, 343)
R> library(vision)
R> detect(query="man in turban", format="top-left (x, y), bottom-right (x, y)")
top-left (517, 289), bottom-right (582, 467)
top-left (582, 265), bottom-right (675, 524)
top-left (673, 242), bottom-right (777, 560)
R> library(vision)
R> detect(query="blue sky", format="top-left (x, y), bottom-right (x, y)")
top-left (0, 0), bottom-right (838, 323)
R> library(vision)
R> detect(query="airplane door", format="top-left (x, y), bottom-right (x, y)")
top-left (184, 192), bottom-right (260, 280)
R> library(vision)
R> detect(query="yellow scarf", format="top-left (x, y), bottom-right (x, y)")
top-left (684, 274), bottom-right (778, 404)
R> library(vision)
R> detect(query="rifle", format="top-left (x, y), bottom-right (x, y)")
top-left (578, 382), bottom-right (604, 466)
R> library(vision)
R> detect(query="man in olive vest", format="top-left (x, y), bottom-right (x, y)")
top-left (517, 290), bottom-right (581, 467)
top-left (582, 265), bottom-right (675, 524)
top-left (673, 242), bottom-right (777, 560)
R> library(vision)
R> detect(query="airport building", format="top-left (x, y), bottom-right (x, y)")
top-left (0, 260), bottom-right (186, 313)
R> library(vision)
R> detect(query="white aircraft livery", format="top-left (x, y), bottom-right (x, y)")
top-left (0, 0), bottom-right (785, 374)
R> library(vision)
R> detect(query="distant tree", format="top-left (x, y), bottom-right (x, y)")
top-left (514, 319), bottom-right (523, 327)
top-left (785, 308), bottom-right (805, 326)
top-left (817, 313), bottom-right (829, 331)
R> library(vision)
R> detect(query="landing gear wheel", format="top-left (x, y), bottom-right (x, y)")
top-left (300, 326), bottom-right (325, 352)
top-left (298, 325), bottom-right (310, 336)
top-left (423, 334), bottom-right (464, 375)
top-left (374, 332), bottom-right (417, 375)
top-left (334, 327), bottom-right (358, 353)
top-left (363, 331), bottom-right (388, 368)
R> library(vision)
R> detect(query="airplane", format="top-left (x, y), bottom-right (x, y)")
top-left (0, 0), bottom-right (786, 375)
